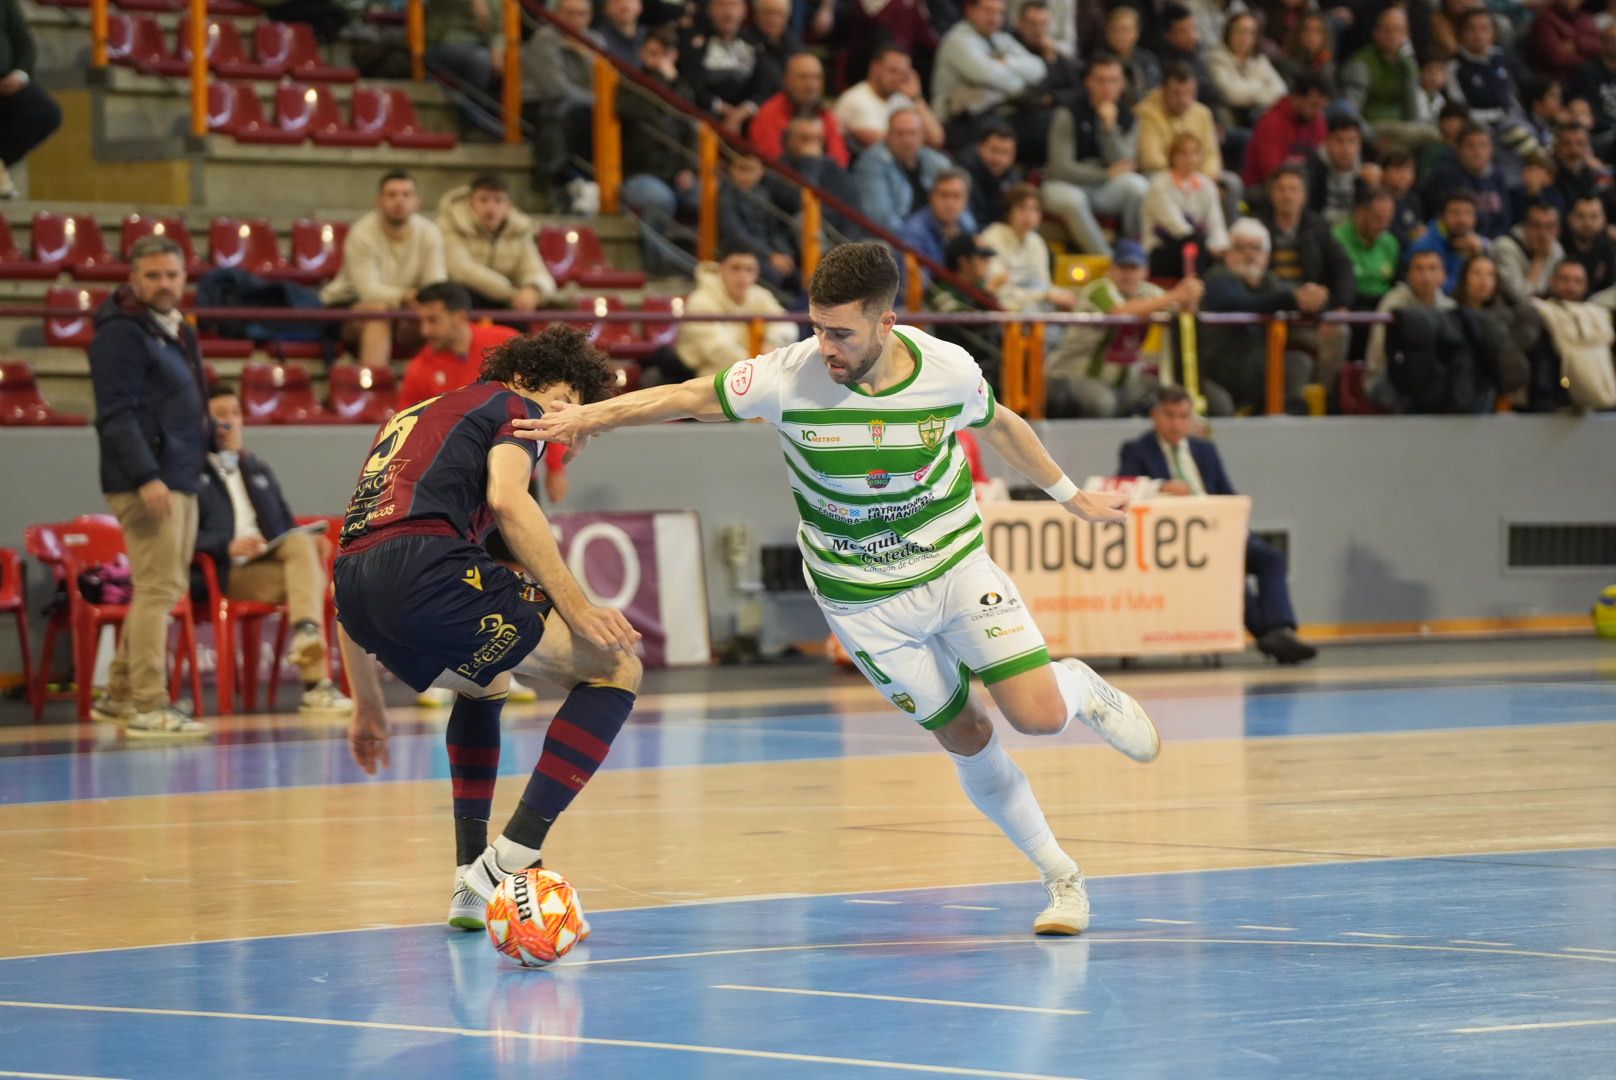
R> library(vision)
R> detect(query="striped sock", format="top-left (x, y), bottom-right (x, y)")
top-left (508, 683), bottom-right (635, 847)
top-left (446, 692), bottom-right (504, 865)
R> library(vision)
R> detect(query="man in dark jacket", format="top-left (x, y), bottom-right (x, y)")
top-left (959, 120), bottom-right (1023, 229)
top-left (1420, 124), bottom-right (1511, 238)
top-left (618, 26), bottom-right (700, 275)
top-left (718, 152), bottom-right (800, 292)
top-left (88, 235), bottom-right (211, 736)
top-left (1117, 386), bottom-right (1317, 665)
top-left (195, 385), bottom-right (352, 716)
top-left (1259, 165), bottom-right (1355, 403)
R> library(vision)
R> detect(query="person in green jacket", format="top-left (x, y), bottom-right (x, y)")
top-left (1333, 185), bottom-right (1401, 309)
top-left (1340, 7), bottom-right (1438, 151)
top-left (0, 0), bottom-right (61, 197)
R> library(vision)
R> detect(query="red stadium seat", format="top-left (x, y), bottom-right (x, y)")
top-left (1339, 361), bottom-right (1389, 416)
top-left (44, 287), bottom-right (107, 348)
top-left (211, 80), bottom-right (303, 144)
top-left (121, 0), bottom-right (259, 14)
top-left (209, 217), bottom-right (286, 275)
top-left (277, 83), bottom-right (382, 147)
top-left (107, 13), bottom-right (179, 73)
top-left (379, 88), bottom-right (458, 150)
top-left (120, 214), bottom-right (206, 276)
top-left (576, 295), bottom-right (659, 361)
top-left (0, 362), bottom-right (88, 426)
top-left (327, 362), bottom-right (397, 425)
top-left (170, 16), bottom-right (285, 80)
top-left (281, 219), bottom-right (346, 282)
top-left (538, 225), bottom-right (646, 289)
top-left (31, 212), bottom-right (121, 278)
top-left (196, 335), bottom-right (254, 359)
top-left (283, 22), bottom-right (358, 82)
top-left (639, 294), bottom-right (683, 352)
top-left (606, 360), bottom-right (642, 396)
top-left (0, 218), bottom-right (55, 280)
top-left (240, 361), bottom-right (336, 424)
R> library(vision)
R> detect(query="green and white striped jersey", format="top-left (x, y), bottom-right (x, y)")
top-left (714, 327), bottom-right (997, 605)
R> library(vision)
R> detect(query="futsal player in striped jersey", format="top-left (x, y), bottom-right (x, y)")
top-left (522, 242), bottom-right (1161, 935)
top-left (334, 327), bottom-right (642, 930)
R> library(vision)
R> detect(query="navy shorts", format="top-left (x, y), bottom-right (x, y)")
top-left (334, 533), bottom-right (553, 693)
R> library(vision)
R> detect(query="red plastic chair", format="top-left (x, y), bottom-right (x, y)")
top-left (283, 22), bottom-right (358, 82)
top-left (537, 226), bottom-right (646, 289)
top-left (573, 295), bottom-right (655, 359)
top-left (0, 218), bottom-right (56, 280)
top-left (240, 362), bottom-right (336, 423)
top-left (32, 212), bottom-right (121, 278)
top-left (49, 519), bottom-right (202, 722)
top-left (327, 362), bottom-right (397, 425)
top-left (209, 217), bottom-right (287, 275)
top-left (186, 551), bottom-right (287, 716)
top-left (277, 219), bottom-right (346, 282)
top-left (1339, 361), bottom-right (1388, 416)
top-left (639, 294), bottom-right (683, 353)
top-left (276, 82), bottom-right (381, 147)
top-left (0, 550), bottom-right (32, 716)
top-left (44, 287), bottom-right (107, 348)
top-left (606, 360), bottom-right (642, 396)
top-left (378, 88), bottom-right (458, 150)
top-left (121, 214), bottom-right (207, 276)
top-left (121, 0), bottom-right (259, 13)
top-left (107, 13), bottom-right (179, 73)
top-left (212, 80), bottom-right (304, 144)
top-left (169, 16), bottom-right (285, 80)
top-left (0, 361), bottom-right (89, 426)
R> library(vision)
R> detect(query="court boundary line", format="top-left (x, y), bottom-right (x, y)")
top-left (710, 983), bottom-right (1087, 1015)
top-left (2, 845), bottom-right (1611, 965)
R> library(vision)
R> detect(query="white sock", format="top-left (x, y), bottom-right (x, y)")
top-left (491, 835), bottom-right (542, 871)
top-left (948, 727), bottom-right (1078, 882)
top-left (1050, 659), bottom-right (1091, 735)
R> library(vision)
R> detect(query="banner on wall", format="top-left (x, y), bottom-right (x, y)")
top-left (980, 496), bottom-right (1252, 656)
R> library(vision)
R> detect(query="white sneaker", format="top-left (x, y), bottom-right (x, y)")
top-left (1034, 871), bottom-right (1091, 935)
top-left (1059, 658), bottom-right (1160, 762)
top-left (299, 679), bottom-right (354, 716)
top-left (287, 623), bottom-right (326, 673)
top-left (448, 867), bottom-right (487, 930)
top-left (507, 677), bottom-right (537, 704)
top-left (462, 845), bottom-right (519, 904)
top-left (417, 687), bottom-right (455, 708)
top-left (127, 704), bottom-right (210, 738)
top-left (91, 694), bottom-right (131, 724)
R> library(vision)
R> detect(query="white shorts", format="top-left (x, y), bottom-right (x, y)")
top-left (815, 553), bottom-right (1050, 729)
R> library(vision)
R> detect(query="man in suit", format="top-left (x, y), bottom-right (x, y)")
top-left (1117, 387), bottom-right (1318, 664)
top-left (196, 384), bottom-right (353, 714)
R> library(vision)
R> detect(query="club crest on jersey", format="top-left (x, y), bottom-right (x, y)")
top-left (729, 361), bottom-right (754, 396)
top-left (918, 415), bottom-right (947, 451)
top-left (868, 419), bottom-right (885, 446)
top-left (891, 692), bottom-right (916, 714)
top-left (867, 469), bottom-right (891, 489)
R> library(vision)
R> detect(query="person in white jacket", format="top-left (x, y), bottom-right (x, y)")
top-left (979, 183), bottom-right (1077, 313)
top-left (1141, 132), bottom-right (1229, 275)
top-left (1208, 12), bottom-right (1288, 124)
top-left (653, 250), bottom-right (798, 383)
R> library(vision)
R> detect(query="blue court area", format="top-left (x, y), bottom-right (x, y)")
top-left (3, 853), bottom-right (1615, 1079)
top-left (5, 678), bottom-right (1616, 805)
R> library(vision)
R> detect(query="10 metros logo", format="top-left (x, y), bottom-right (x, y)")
top-left (988, 505), bottom-right (1217, 573)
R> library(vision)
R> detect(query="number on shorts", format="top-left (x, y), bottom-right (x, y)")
top-left (854, 650), bottom-right (892, 685)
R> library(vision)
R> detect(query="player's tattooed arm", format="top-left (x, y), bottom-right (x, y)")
top-left (338, 625), bottom-right (391, 776)
top-left (514, 376), bottom-right (729, 445)
top-left (976, 403), bottom-right (1129, 523)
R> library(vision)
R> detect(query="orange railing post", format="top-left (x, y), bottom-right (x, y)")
top-left (592, 55), bottom-right (621, 212)
top-left (189, 0), bottom-right (207, 136)
top-left (800, 190), bottom-right (822, 280)
top-left (502, 0), bottom-right (522, 145)
top-left (1265, 316), bottom-right (1288, 416)
top-left (1001, 321), bottom-right (1026, 413)
top-left (91, 0), bottom-right (109, 68)
top-left (407, 0), bottom-right (425, 81)
top-left (1024, 321), bottom-right (1047, 419)
top-left (904, 253), bottom-right (923, 310)
top-left (748, 318), bottom-right (766, 356)
top-left (696, 125), bottom-right (720, 263)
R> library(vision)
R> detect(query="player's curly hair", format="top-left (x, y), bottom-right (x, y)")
top-left (808, 241), bottom-right (899, 319)
top-left (479, 325), bottom-right (617, 403)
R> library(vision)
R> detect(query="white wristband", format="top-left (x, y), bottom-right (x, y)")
top-left (1042, 475), bottom-right (1079, 503)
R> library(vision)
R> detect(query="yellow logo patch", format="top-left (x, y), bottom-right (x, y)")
top-left (462, 567), bottom-right (483, 591)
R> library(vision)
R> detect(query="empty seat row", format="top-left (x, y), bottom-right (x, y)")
top-left (0, 362), bottom-right (87, 427)
top-left (40, 0), bottom-right (259, 14)
top-left (45, 287), bottom-right (250, 357)
top-left (208, 81), bottom-right (455, 150)
top-left (0, 214), bottom-right (345, 284)
top-left (109, 14), bottom-right (356, 82)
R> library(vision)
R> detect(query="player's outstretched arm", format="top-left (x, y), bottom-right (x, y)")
top-left (487, 443), bottom-right (641, 653)
top-left (338, 624), bottom-right (391, 775)
top-left (512, 375), bottom-right (728, 447)
top-left (976, 403), bottom-right (1129, 523)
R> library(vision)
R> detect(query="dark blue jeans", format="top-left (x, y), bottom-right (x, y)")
top-left (1245, 534), bottom-right (1297, 636)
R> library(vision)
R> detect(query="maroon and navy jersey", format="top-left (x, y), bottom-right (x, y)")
top-left (340, 381), bottom-right (544, 548)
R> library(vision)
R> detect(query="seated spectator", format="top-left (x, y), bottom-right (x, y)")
top-left (1138, 64), bottom-right (1244, 210)
top-left (899, 167), bottom-right (978, 269)
top-left (1046, 240), bottom-right (1207, 417)
top-left (1415, 49), bottom-right (1451, 122)
top-left (1418, 101), bottom-right (1472, 177)
top-left (1521, 76), bottom-right (1566, 155)
top-left (1209, 12), bottom-right (1287, 126)
top-left (766, 115), bottom-right (862, 238)
top-left (1118, 386), bottom-right (1317, 664)
top-left (425, 0), bottom-right (500, 138)
top-left (1275, 12), bottom-right (1339, 97)
top-left (749, 0), bottom-right (802, 102)
top-left (1562, 194), bottom-right (1616, 292)
top-left (647, 249), bottom-right (796, 383)
top-left (1260, 164), bottom-right (1354, 395)
top-left (931, 0), bottom-right (1046, 150)
top-left (522, 0), bottom-right (597, 198)
top-left (1102, 5), bottom-right (1162, 108)
top-left (1427, 0), bottom-right (1474, 58)
top-left (1041, 54), bottom-right (1151, 257)
top-left (1451, 253), bottom-right (1537, 406)
top-left (979, 183), bottom-right (1077, 313)
top-left (960, 121), bottom-right (1023, 229)
top-left (0, 0), bottom-right (62, 197)
top-left (1365, 248), bottom-right (1456, 407)
top-left (1185, 0), bottom-right (1237, 57)
top-left (1531, 259), bottom-right (1616, 409)
top-left (1495, 199), bottom-right (1566, 303)
top-left (1243, 72), bottom-right (1331, 191)
top-left (834, 45), bottom-right (945, 152)
top-left (1334, 184), bottom-right (1401, 309)
top-left (595, 0), bottom-right (646, 62)
top-left (719, 153), bottom-right (800, 292)
top-left (1551, 123), bottom-right (1611, 210)
top-left (321, 171), bottom-right (446, 369)
top-left (749, 52), bottom-right (851, 166)
top-left (196, 384), bottom-right (352, 716)
top-left (1512, 152), bottom-right (1559, 222)
top-left (1381, 147), bottom-right (1426, 247)
top-left (1447, 9), bottom-right (1543, 161)
top-left (928, 234), bottom-right (1005, 380)
top-left (1155, 4), bottom-right (1222, 110)
top-left (1421, 124), bottom-right (1510, 238)
top-left (1013, 0), bottom-right (1082, 102)
top-left (1530, 0), bottom-right (1601, 82)
top-left (1571, 24), bottom-right (1616, 150)
top-left (619, 26), bottom-right (700, 276)
top-left (851, 107), bottom-right (951, 235)
top-left (1306, 114), bottom-right (1382, 227)
top-left (436, 176), bottom-right (555, 312)
top-left (1201, 216), bottom-right (1328, 414)
top-left (681, 0), bottom-right (768, 135)
top-left (1142, 132), bottom-right (1229, 275)
top-left (1405, 190), bottom-right (1489, 292)
top-left (1342, 7), bottom-right (1437, 149)
top-left (833, 0), bottom-right (941, 93)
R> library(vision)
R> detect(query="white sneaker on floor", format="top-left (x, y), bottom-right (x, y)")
top-left (448, 866), bottom-right (487, 930)
top-left (461, 845), bottom-right (519, 904)
top-left (127, 704), bottom-right (210, 738)
top-left (287, 624), bottom-right (326, 673)
top-left (417, 687), bottom-right (455, 708)
top-left (1059, 658), bottom-right (1160, 762)
top-left (91, 694), bottom-right (131, 724)
top-left (1034, 871), bottom-right (1091, 935)
top-left (299, 679), bottom-right (354, 716)
top-left (507, 677), bottom-right (537, 704)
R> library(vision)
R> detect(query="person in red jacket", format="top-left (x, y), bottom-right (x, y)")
top-left (1530, 0), bottom-right (1601, 80)
top-left (1242, 71), bottom-right (1331, 191)
top-left (747, 52), bottom-right (851, 167)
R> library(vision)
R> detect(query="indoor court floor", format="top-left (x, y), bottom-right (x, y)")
top-left (1, 637), bottom-right (1614, 1079)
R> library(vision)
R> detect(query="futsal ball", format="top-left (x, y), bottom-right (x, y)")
top-left (1594, 585), bottom-right (1616, 639)
top-left (486, 867), bottom-right (586, 968)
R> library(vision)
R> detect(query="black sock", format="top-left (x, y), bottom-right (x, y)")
top-left (501, 798), bottom-right (554, 854)
top-left (454, 817), bottom-right (489, 866)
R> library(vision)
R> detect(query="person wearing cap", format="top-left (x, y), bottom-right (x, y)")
top-left (928, 233), bottom-right (1005, 384)
top-left (1045, 239), bottom-right (1210, 418)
